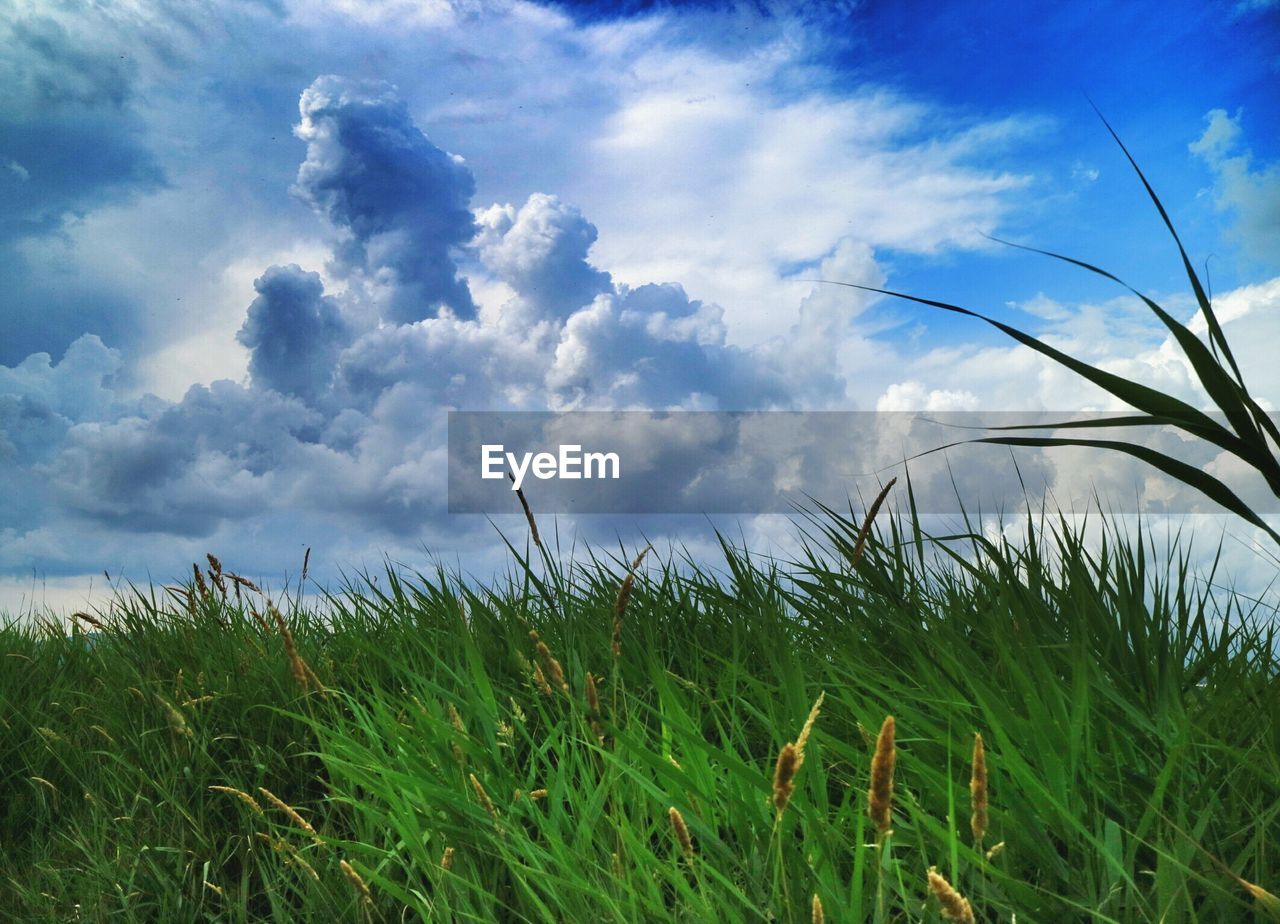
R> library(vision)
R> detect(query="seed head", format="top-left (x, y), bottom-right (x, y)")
top-left (772, 742), bottom-right (799, 812)
top-left (470, 773), bottom-right (498, 821)
top-left (668, 806), bottom-right (694, 859)
top-left (612, 544), bottom-right (652, 658)
top-left (339, 859), bottom-right (373, 905)
top-left (867, 715), bottom-right (896, 837)
top-left (970, 732), bottom-right (988, 846)
top-left (927, 867), bottom-right (976, 924)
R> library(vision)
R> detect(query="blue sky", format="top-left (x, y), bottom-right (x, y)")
top-left (2, 0), bottom-right (1278, 613)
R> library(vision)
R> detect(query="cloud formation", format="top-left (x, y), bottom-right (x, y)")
top-left (293, 76), bottom-right (478, 323)
top-left (1190, 108), bottom-right (1280, 265)
top-left (1, 1), bottom-right (1276, 614)
top-left (238, 264), bottom-right (348, 404)
top-left (475, 193), bottom-right (612, 317)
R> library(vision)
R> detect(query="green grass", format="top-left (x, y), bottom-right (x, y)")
top-left (2, 510), bottom-right (1277, 922)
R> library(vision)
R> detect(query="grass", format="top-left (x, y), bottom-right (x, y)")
top-left (1, 508), bottom-right (1277, 922)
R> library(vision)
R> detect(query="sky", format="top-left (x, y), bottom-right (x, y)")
top-left (2, 0), bottom-right (1278, 615)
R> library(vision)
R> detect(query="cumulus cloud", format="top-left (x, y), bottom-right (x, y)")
top-left (5, 75), bottom-right (863, 557)
top-left (48, 381), bottom-right (323, 537)
top-left (237, 264), bottom-right (348, 404)
top-left (293, 75), bottom-right (478, 323)
top-left (475, 193), bottom-right (612, 317)
top-left (547, 285), bottom-right (765, 410)
top-left (1190, 109), bottom-right (1280, 265)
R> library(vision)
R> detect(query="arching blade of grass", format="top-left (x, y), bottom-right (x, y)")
top-left (817, 114), bottom-right (1280, 543)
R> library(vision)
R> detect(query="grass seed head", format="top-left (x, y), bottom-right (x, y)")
top-left (849, 478), bottom-right (896, 567)
top-left (440, 846), bottom-right (455, 870)
top-left (668, 806), bottom-right (694, 859)
top-left (795, 691), bottom-right (825, 763)
top-left (209, 785), bottom-right (264, 815)
top-left (612, 544), bottom-right (652, 658)
top-left (71, 611), bottom-right (107, 631)
top-left (970, 732), bottom-right (988, 845)
top-left (192, 563), bottom-right (210, 600)
top-left (257, 787), bottom-right (319, 840)
top-left (772, 742), bottom-right (799, 812)
top-left (532, 662), bottom-right (553, 696)
top-left (927, 867), bottom-right (976, 924)
top-left (470, 773), bottom-right (498, 821)
top-left (339, 859), bottom-right (373, 906)
top-left (529, 630), bottom-right (568, 693)
top-left (867, 715), bottom-right (896, 837)
top-left (812, 894), bottom-right (824, 924)
top-left (158, 697), bottom-right (192, 739)
top-left (508, 473), bottom-right (542, 548)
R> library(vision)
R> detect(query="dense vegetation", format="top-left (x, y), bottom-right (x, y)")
top-left (2, 510), bottom-right (1277, 922)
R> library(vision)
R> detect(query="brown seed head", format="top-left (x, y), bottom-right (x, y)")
top-left (470, 773), bottom-right (498, 820)
top-left (339, 859), bottom-right (373, 905)
top-left (532, 662), bottom-right (553, 696)
top-left (258, 787), bottom-right (319, 840)
top-left (440, 846), bottom-right (455, 870)
top-left (849, 477), bottom-right (897, 567)
top-left (228, 573), bottom-right (262, 594)
top-left (668, 806), bottom-right (694, 859)
top-left (208, 785), bottom-right (264, 815)
top-left (970, 732), bottom-right (988, 846)
top-left (206, 554), bottom-right (227, 596)
top-left (794, 691), bottom-right (825, 765)
top-left (72, 611), bottom-right (107, 631)
top-left (867, 715), bottom-right (896, 837)
top-left (772, 742), bottom-right (799, 812)
top-left (927, 867), bottom-right (976, 924)
top-left (612, 544), bottom-right (652, 658)
top-left (193, 563), bottom-right (210, 600)
top-left (508, 472), bottom-right (542, 548)
top-left (811, 894), bottom-right (825, 924)
top-left (865, 711), bottom-right (896, 834)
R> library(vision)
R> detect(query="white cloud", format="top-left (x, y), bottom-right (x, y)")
top-left (1190, 108), bottom-right (1280, 264)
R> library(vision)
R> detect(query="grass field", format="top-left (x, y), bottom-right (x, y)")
top-left (2, 506), bottom-right (1278, 922)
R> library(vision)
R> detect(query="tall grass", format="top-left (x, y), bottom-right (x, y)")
top-left (819, 111), bottom-right (1280, 547)
top-left (2, 507), bottom-right (1277, 922)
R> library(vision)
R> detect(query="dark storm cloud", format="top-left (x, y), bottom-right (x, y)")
top-left (293, 75), bottom-right (478, 323)
top-left (237, 264), bottom-right (349, 404)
